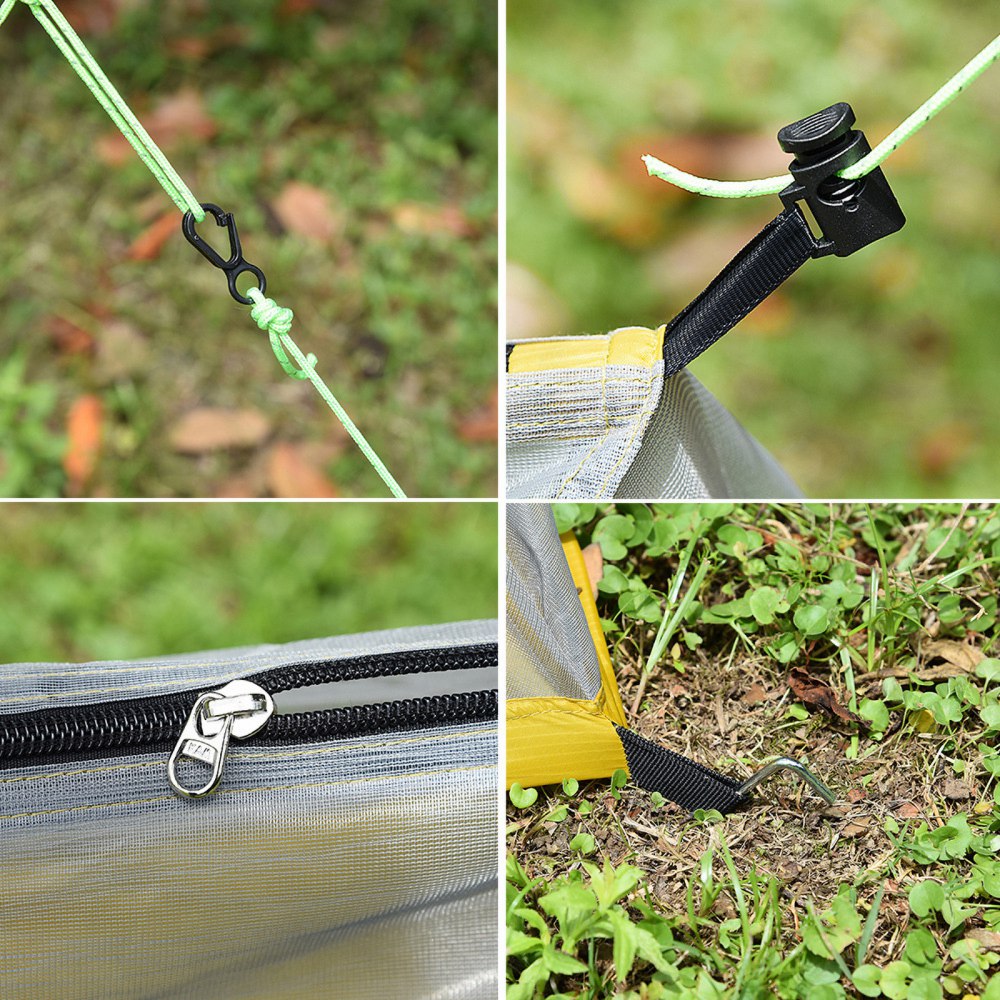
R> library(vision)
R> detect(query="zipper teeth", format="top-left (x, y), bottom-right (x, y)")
top-left (0, 701), bottom-right (190, 759)
top-left (247, 643), bottom-right (497, 693)
top-left (266, 690), bottom-right (498, 742)
top-left (0, 643), bottom-right (497, 761)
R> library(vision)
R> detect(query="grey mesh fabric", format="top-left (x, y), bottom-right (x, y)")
top-left (506, 504), bottom-right (601, 701)
top-left (617, 369), bottom-right (801, 498)
top-left (0, 622), bottom-right (498, 1000)
top-left (507, 333), bottom-right (666, 499)
top-left (506, 331), bottom-right (800, 500)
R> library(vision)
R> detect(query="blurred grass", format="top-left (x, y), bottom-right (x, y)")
top-left (0, 501), bottom-right (498, 663)
top-left (507, 0), bottom-right (1000, 498)
top-left (0, 0), bottom-right (497, 498)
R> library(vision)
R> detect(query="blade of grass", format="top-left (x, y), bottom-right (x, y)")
top-left (855, 882), bottom-right (886, 966)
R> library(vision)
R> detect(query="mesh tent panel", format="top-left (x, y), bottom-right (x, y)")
top-left (0, 625), bottom-right (498, 1000)
top-left (506, 332), bottom-right (799, 500)
top-left (507, 351), bottom-right (664, 500)
top-left (617, 369), bottom-right (801, 498)
top-left (506, 505), bottom-right (601, 701)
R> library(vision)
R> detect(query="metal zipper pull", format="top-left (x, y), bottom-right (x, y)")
top-left (167, 680), bottom-right (274, 799)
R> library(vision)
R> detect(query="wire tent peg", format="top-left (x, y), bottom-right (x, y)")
top-left (738, 756), bottom-right (836, 806)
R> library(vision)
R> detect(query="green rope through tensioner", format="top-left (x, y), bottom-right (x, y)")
top-left (644, 33), bottom-right (1000, 198)
top-left (2, 0), bottom-right (406, 498)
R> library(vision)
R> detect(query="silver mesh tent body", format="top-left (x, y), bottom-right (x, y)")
top-left (0, 622), bottom-right (498, 1000)
top-left (506, 328), bottom-right (800, 499)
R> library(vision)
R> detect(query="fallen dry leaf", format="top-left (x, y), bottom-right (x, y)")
top-left (96, 89), bottom-right (216, 166)
top-left (392, 201), bottom-right (475, 238)
top-left (58, 0), bottom-right (128, 35)
top-left (168, 408), bottom-right (271, 454)
top-left (846, 788), bottom-right (866, 803)
top-left (580, 543), bottom-right (603, 600)
top-left (789, 668), bottom-right (863, 725)
top-left (842, 816), bottom-right (872, 838)
top-left (914, 421), bottom-right (975, 480)
top-left (272, 182), bottom-right (342, 243)
top-left (551, 151), bottom-right (659, 247)
top-left (266, 442), bottom-right (339, 498)
top-left (895, 801), bottom-right (923, 819)
top-left (743, 683), bottom-right (767, 705)
top-left (128, 211), bottom-right (179, 261)
top-left (63, 395), bottom-right (103, 496)
top-left (942, 779), bottom-right (972, 801)
top-left (456, 385), bottom-right (498, 443)
top-left (968, 928), bottom-right (1000, 951)
top-left (47, 315), bottom-right (95, 356)
top-left (921, 639), bottom-right (983, 675)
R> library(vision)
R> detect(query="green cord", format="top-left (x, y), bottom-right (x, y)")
top-left (644, 33), bottom-right (1000, 198)
top-left (5, 0), bottom-right (407, 497)
top-left (19, 0), bottom-right (204, 219)
top-left (248, 290), bottom-right (406, 499)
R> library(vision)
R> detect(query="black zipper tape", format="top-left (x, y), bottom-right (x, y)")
top-left (0, 643), bottom-right (497, 766)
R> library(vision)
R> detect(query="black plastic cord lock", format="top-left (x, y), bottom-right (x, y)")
top-left (182, 202), bottom-right (267, 305)
top-left (777, 102), bottom-right (905, 258)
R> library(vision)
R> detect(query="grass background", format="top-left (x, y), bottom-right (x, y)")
top-left (0, 0), bottom-right (497, 498)
top-left (507, 1), bottom-right (1000, 498)
top-left (0, 501), bottom-right (498, 663)
top-left (507, 502), bottom-right (1000, 998)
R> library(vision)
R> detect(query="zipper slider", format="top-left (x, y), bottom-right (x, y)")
top-left (167, 680), bottom-right (274, 799)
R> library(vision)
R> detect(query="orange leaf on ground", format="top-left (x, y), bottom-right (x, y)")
top-left (63, 395), bottom-right (103, 496)
top-left (58, 0), bottom-right (128, 36)
top-left (392, 201), bottom-right (475, 238)
top-left (47, 316), bottom-right (96, 356)
top-left (96, 89), bottom-right (216, 166)
top-left (272, 182), bottom-right (343, 243)
top-left (267, 442), bottom-right (339, 498)
top-left (128, 211), bottom-right (179, 261)
top-left (168, 408), bottom-right (272, 454)
top-left (914, 422), bottom-right (975, 480)
top-left (456, 385), bottom-right (498, 443)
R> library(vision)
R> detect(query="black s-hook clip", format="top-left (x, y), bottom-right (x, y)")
top-left (181, 203), bottom-right (267, 305)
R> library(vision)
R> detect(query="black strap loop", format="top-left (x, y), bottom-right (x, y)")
top-left (615, 725), bottom-right (749, 814)
top-left (661, 206), bottom-right (818, 378)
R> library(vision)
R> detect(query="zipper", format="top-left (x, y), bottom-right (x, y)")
top-left (0, 643), bottom-right (497, 798)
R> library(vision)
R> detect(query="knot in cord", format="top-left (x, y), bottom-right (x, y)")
top-left (248, 288), bottom-right (294, 336)
top-left (245, 287), bottom-right (315, 380)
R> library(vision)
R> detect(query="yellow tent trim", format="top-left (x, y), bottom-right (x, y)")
top-left (506, 697), bottom-right (627, 788)
top-left (508, 326), bottom-right (666, 374)
top-left (559, 532), bottom-right (626, 726)
top-left (505, 526), bottom-right (630, 789)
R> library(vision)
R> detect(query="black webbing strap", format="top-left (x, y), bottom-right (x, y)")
top-left (661, 206), bottom-right (818, 377)
top-left (615, 725), bottom-right (749, 814)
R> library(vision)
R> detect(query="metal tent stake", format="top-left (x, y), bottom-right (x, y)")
top-left (738, 757), bottom-right (836, 805)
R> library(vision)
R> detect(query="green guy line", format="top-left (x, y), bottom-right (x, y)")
top-left (644, 33), bottom-right (1000, 198)
top-left (3, 0), bottom-right (406, 497)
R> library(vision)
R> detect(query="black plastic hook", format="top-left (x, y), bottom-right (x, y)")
top-left (182, 203), bottom-right (267, 305)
